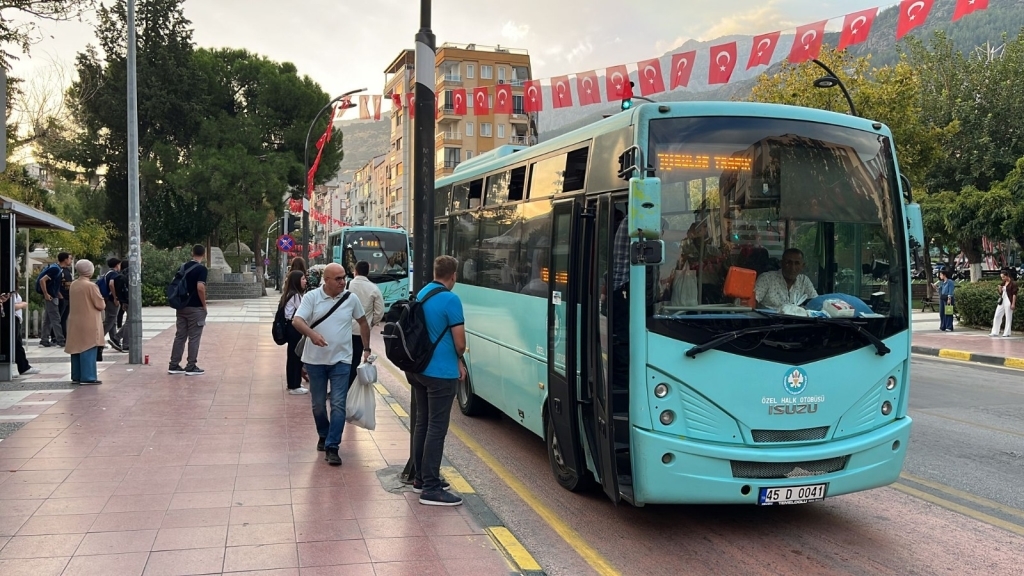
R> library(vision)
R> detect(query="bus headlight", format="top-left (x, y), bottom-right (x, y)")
top-left (881, 401), bottom-right (893, 416)
top-left (886, 376), bottom-right (897, 390)
top-left (659, 410), bottom-right (676, 425)
top-left (654, 383), bottom-right (669, 398)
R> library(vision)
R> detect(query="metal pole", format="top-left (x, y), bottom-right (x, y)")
top-left (811, 59), bottom-right (858, 117)
top-left (126, 0), bottom-right (143, 364)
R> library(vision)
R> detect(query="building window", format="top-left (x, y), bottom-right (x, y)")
top-left (466, 122), bottom-right (474, 137)
top-left (466, 150), bottom-right (474, 159)
top-left (512, 95), bottom-right (525, 114)
top-left (497, 124), bottom-right (505, 139)
top-left (467, 64), bottom-right (475, 79)
top-left (395, 137), bottom-right (401, 150)
top-left (481, 123), bottom-right (492, 137)
top-left (481, 65), bottom-right (493, 79)
top-left (489, 95), bottom-right (494, 109)
top-left (498, 67), bottom-right (506, 82)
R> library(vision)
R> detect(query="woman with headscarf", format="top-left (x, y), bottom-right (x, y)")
top-left (65, 259), bottom-right (106, 384)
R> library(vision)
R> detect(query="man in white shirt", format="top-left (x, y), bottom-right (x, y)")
top-left (345, 260), bottom-right (385, 387)
top-left (292, 263), bottom-right (372, 466)
top-left (754, 248), bottom-right (818, 310)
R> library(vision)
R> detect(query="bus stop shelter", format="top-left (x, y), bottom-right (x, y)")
top-left (0, 195), bottom-right (75, 381)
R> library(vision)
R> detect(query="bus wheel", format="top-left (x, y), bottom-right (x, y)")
top-left (546, 417), bottom-right (592, 492)
top-left (457, 368), bottom-right (485, 417)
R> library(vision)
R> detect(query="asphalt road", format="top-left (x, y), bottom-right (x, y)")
top-left (374, 341), bottom-right (1024, 576)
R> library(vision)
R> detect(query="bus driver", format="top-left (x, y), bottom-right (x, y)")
top-left (754, 248), bottom-right (818, 310)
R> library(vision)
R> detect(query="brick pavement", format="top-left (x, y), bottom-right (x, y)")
top-left (0, 318), bottom-right (516, 575)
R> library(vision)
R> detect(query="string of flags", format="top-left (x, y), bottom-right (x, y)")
top-left (288, 198), bottom-right (349, 228)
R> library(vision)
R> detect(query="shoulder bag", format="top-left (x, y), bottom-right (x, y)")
top-left (294, 291), bottom-right (352, 358)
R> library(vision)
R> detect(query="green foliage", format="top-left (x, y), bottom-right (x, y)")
top-left (0, 1), bottom-right (96, 69)
top-left (140, 242), bottom-right (189, 289)
top-left (37, 219), bottom-right (113, 261)
top-left (141, 284), bottom-right (167, 307)
top-left (954, 280), bottom-right (1024, 331)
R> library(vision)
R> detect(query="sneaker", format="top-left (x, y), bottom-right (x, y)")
top-left (39, 340), bottom-right (52, 347)
top-left (184, 365), bottom-right (205, 376)
top-left (288, 387), bottom-right (309, 395)
top-left (168, 364), bottom-right (186, 375)
top-left (316, 437), bottom-right (326, 452)
top-left (325, 448), bottom-right (342, 466)
top-left (989, 333), bottom-right (999, 337)
top-left (419, 491), bottom-right (462, 507)
top-left (107, 339), bottom-right (123, 352)
top-left (21, 367), bottom-right (40, 375)
top-left (412, 479), bottom-right (451, 494)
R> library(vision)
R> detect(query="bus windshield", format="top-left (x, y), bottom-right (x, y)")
top-left (341, 229), bottom-right (409, 282)
top-left (645, 116), bottom-right (908, 341)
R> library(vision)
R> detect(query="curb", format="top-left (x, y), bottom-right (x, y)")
top-left (911, 345), bottom-right (1024, 370)
top-left (372, 370), bottom-right (546, 576)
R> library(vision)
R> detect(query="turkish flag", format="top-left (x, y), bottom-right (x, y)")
top-left (359, 95), bottom-right (370, 120)
top-left (953, 0), bottom-right (988, 21)
top-left (605, 65), bottom-right (630, 100)
top-left (576, 70), bottom-right (601, 105)
top-left (495, 84), bottom-right (513, 114)
top-left (391, 93), bottom-right (402, 110)
top-left (406, 92), bottom-right (415, 118)
top-left (747, 31), bottom-right (780, 69)
top-left (453, 88), bottom-right (467, 115)
top-left (473, 87), bottom-right (490, 115)
top-left (789, 20), bottom-right (827, 64)
top-left (524, 80), bottom-right (544, 112)
top-left (670, 51), bottom-right (696, 89)
top-left (636, 58), bottom-right (666, 96)
top-left (551, 75), bottom-right (573, 108)
top-left (372, 95), bottom-right (381, 121)
top-left (896, 0), bottom-right (934, 40)
top-left (838, 9), bottom-right (878, 51)
top-left (708, 42), bottom-right (737, 85)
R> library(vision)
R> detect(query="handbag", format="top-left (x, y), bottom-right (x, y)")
top-left (294, 292), bottom-right (351, 358)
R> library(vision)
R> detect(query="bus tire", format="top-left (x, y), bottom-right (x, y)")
top-left (457, 367), bottom-right (486, 417)
top-left (546, 417), bottom-right (593, 492)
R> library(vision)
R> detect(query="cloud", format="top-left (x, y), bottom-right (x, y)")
top-left (501, 21), bottom-right (530, 42)
top-left (566, 39), bottom-right (594, 63)
top-left (544, 44), bottom-right (564, 56)
top-left (700, 1), bottom-right (790, 41)
top-left (655, 36), bottom-right (687, 54)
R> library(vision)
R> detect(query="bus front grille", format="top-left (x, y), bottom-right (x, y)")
top-left (730, 456), bottom-right (850, 479)
top-left (751, 426), bottom-right (830, 443)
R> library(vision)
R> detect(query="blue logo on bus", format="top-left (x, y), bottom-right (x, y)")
top-left (783, 368), bottom-right (808, 395)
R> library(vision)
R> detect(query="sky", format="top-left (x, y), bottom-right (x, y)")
top-left (9, 0), bottom-right (894, 118)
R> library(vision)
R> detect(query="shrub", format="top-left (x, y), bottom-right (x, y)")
top-left (954, 280), bottom-right (1024, 331)
top-left (141, 243), bottom-right (190, 289)
top-left (141, 284), bottom-right (167, 307)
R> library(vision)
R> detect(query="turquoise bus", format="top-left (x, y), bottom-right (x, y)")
top-left (328, 226), bottom-right (411, 310)
top-left (433, 102), bottom-right (921, 506)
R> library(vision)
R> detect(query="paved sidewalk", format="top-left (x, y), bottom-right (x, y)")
top-left (912, 311), bottom-right (1024, 369)
top-left (0, 312), bottom-right (515, 575)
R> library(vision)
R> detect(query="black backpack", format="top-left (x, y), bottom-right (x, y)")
top-left (166, 262), bottom-right (197, 310)
top-left (382, 285), bottom-right (449, 374)
top-left (272, 306), bottom-right (289, 346)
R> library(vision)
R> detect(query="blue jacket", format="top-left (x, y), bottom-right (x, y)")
top-left (939, 279), bottom-right (955, 298)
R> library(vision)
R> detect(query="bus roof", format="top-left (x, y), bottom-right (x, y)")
top-left (435, 101), bottom-right (893, 187)
top-left (328, 226), bottom-right (408, 237)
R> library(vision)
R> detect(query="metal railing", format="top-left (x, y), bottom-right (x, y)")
top-left (439, 74), bottom-right (462, 83)
top-left (510, 135), bottom-right (529, 145)
top-left (436, 131), bottom-right (462, 141)
top-left (510, 79), bottom-right (526, 87)
top-left (443, 160), bottom-right (461, 168)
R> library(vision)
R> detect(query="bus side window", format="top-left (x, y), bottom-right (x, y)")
top-left (452, 182), bottom-right (470, 211)
top-left (468, 180), bottom-right (483, 209)
top-left (454, 213), bottom-right (480, 286)
top-left (508, 166), bottom-right (526, 202)
top-left (518, 200), bottom-right (553, 297)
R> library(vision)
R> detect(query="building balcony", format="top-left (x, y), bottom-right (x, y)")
top-left (436, 131), bottom-right (462, 144)
top-left (510, 112), bottom-right (529, 124)
top-left (437, 74), bottom-right (462, 85)
top-left (437, 107), bottom-right (460, 123)
top-left (509, 79), bottom-right (526, 87)
top-left (510, 135), bottom-right (529, 146)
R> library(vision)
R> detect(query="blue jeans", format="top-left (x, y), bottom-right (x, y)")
top-left (305, 362), bottom-right (351, 450)
top-left (71, 347), bottom-right (99, 382)
top-left (939, 297), bottom-right (955, 331)
top-left (408, 373), bottom-right (458, 493)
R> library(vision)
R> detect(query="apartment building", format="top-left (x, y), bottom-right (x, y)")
top-left (349, 154), bottom-right (386, 227)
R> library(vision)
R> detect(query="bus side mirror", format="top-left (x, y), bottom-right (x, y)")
top-left (630, 239), bottom-right (664, 266)
top-left (628, 177), bottom-right (662, 240)
top-left (905, 203), bottom-right (924, 250)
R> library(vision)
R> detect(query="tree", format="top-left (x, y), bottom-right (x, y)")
top-left (0, 1), bottom-right (96, 68)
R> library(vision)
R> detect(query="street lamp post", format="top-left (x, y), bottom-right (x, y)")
top-left (302, 88), bottom-right (367, 264)
top-left (811, 59), bottom-right (858, 117)
top-left (125, 0), bottom-right (143, 364)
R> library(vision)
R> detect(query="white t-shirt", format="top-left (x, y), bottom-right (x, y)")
top-left (14, 293), bottom-right (23, 321)
top-left (346, 275), bottom-right (384, 331)
top-left (294, 287), bottom-right (366, 366)
top-left (754, 270), bottom-right (818, 309)
top-left (284, 293), bottom-right (302, 320)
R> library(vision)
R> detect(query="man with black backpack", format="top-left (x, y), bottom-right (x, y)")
top-left (38, 252), bottom-right (71, 348)
top-left (167, 245), bottom-right (209, 376)
top-left (113, 264), bottom-right (131, 351)
top-left (101, 258), bottom-right (123, 351)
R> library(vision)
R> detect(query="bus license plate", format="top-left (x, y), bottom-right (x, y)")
top-left (757, 483), bottom-right (827, 505)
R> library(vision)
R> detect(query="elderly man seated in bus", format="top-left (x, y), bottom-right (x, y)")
top-left (754, 248), bottom-right (818, 310)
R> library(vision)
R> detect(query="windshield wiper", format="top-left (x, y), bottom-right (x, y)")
top-left (803, 317), bottom-right (891, 356)
top-left (685, 324), bottom-right (818, 358)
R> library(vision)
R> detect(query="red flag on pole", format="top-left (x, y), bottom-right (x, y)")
top-left (747, 31), bottom-right (781, 69)
top-left (391, 93), bottom-right (402, 110)
top-left (524, 80), bottom-right (544, 112)
top-left (551, 75), bottom-right (573, 108)
top-left (953, 0), bottom-right (988, 21)
top-left (605, 65), bottom-right (630, 100)
top-left (636, 58), bottom-right (666, 96)
top-left (406, 93), bottom-right (416, 118)
top-left (359, 95), bottom-right (370, 120)
top-left (896, 0), bottom-right (934, 40)
top-left (372, 95), bottom-right (381, 121)
top-left (307, 104), bottom-right (336, 199)
top-left (453, 88), bottom-right (467, 115)
top-left (473, 87), bottom-right (490, 115)
top-left (670, 51), bottom-right (696, 89)
top-left (838, 9), bottom-right (878, 51)
top-left (708, 42), bottom-right (737, 85)
top-left (495, 84), bottom-right (513, 114)
top-left (789, 20), bottom-right (827, 64)
top-left (575, 70), bottom-right (602, 105)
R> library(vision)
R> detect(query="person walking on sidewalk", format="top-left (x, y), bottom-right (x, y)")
top-left (168, 245), bottom-right (209, 376)
top-left (938, 268), bottom-right (955, 332)
top-left (65, 259), bottom-right (106, 385)
top-left (291, 262), bottom-right (371, 466)
top-left (280, 270), bottom-right (309, 395)
top-left (113, 264), bottom-right (131, 351)
top-left (409, 255), bottom-right (467, 507)
top-left (101, 258), bottom-right (123, 351)
top-left (345, 260), bottom-right (384, 386)
top-left (990, 268), bottom-right (1018, 338)
top-left (1, 272), bottom-right (39, 377)
top-left (38, 252), bottom-right (70, 348)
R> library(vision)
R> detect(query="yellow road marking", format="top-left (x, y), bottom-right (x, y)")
top-left (389, 402), bottom-right (408, 418)
top-left (440, 465), bottom-right (475, 494)
top-left (487, 526), bottom-right (543, 572)
top-left (937, 349), bottom-right (972, 361)
top-left (374, 383), bottom-right (390, 396)
top-left (891, 483), bottom-right (1024, 537)
top-left (900, 473), bottom-right (1024, 522)
top-left (1004, 357), bottom-right (1024, 370)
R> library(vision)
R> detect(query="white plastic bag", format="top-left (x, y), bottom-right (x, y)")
top-left (346, 360), bottom-right (377, 430)
top-left (671, 267), bottom-right (699, 307)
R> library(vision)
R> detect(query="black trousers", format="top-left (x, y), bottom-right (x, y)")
top-left (349, 335), bottom-right (363, 387)
top-left (15, 317), bottom-right (30, 374)
top-left (285, 323), bottom-right (304, 389)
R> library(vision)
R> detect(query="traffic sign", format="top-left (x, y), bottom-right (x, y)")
top-left (276, 234), bottom-right (295, 252)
